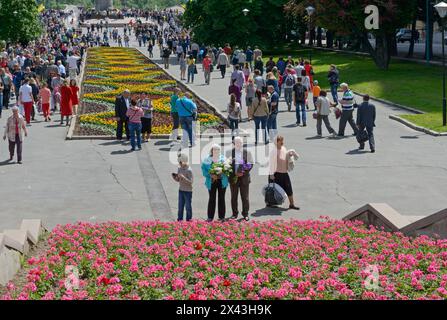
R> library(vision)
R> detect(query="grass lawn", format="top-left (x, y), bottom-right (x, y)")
top-left (263, 48), bottom-right (447, 132)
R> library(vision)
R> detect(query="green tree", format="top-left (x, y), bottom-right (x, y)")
top-left (286, 0), bottom-right (418, 69)
top-left (182, 0), bottom-right (289, 48)
top-left (0, 0), bottom-right (43, 44)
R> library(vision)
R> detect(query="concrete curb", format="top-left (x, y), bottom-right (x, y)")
top-left (0, 220), bottom-right (48, 286)
top-left (67, 50), bottom-right (88, 140)
top-left (353, 91), bottom-right (424, 115)
top-left (389, 114), bottom-right (447, 137)
top-left (299, 45), bottom-right (443, 67)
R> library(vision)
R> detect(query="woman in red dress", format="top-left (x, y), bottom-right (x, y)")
top-left (60, 79), bottom-right (73, 126)
top-left (69, 79), bottom-right (80, 115)
top-left (304, 60), bottom-right (314, 90)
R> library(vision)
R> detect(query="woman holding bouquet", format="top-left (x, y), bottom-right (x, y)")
top-left (201, 144), bottom-right (231, 222)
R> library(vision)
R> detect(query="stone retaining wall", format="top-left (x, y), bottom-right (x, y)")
top-left (0, 220), bottom-right (47, 286)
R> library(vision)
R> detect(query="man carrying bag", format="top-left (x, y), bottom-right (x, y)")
top-left (356, 94), bottom-right (376, 153)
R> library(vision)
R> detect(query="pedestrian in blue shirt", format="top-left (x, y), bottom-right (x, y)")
top-left (176, 92), bottom-right (197, 147)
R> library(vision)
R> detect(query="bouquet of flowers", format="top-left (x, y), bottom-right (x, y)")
top-left (209, 159), bottom-right (233, 178)
top-left (232, 160), bottom-right (253, 183)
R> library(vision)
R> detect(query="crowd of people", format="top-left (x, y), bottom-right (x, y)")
top-left (106, 9), bottom-right (378, 222)
top-left (1, 7), bottom-right (377, 219)
top-left (0, 9), bottom-right (112, 164)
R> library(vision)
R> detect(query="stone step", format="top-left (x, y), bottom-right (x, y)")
top-left (20, 219), bottom-right (45, 245)
top-left (343, 203), bottom-right (412, 232)
top-left (2, 229), bottom-right (30, 255)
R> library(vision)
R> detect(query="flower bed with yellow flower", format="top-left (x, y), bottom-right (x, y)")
top-left (75, 47), bottom-right (224, 136)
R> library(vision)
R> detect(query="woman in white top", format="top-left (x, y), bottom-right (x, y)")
top-left (315, 90), bottom-right (337, 137)
top-left (227, 93), bottom-right (241, 138)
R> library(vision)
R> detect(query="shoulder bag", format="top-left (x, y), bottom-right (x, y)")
top-left (181, 100), bottom-right (197, 121)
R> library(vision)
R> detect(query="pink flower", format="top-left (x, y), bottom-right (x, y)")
top-left (172, 278), bottom-right (186, 291)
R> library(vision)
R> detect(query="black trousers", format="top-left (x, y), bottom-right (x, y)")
top-left (338, 109), bottom-right (358, 136)
top-left (219, 64), bottom-right (226, 78)
top-left (230, 174), bottom-right (250, 217)
top-left (3, 89), bottom-right (10, 109)
top-left (358, 125), bottom-right (375, 151)
top-left (116, 118), bottom-right (129, 140)
top-left (207, 179), bottom-right (226, 220)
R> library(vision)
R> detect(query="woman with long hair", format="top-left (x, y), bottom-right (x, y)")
top-left (227, 93), bottom-right (241, 138)
top-left (251, 89), bottom-right (269, 145)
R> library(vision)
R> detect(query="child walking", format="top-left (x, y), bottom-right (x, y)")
top-left (39, 83), bottom-right (52, 122)
top-left (312, 80), bottom-right (321, 111)
top-left (173, 154), bottom-right (193, 221)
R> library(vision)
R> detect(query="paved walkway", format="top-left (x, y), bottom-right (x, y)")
top-left (125, 26), bottom-right (447, 221)
top-left (1, 17), bottom-right (447, 231)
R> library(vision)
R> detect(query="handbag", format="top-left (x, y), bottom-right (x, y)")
top-left (335, 108), bottom-right (342, 119)
top-left (180, 100), bottom-right (197, 121)
top-left (356, 130), bottom-right (369, 143)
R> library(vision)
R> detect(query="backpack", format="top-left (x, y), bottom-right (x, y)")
top-left (285, 74), bottom-right (295, 87)
top-left (294, 84), bottom-right (305, 101)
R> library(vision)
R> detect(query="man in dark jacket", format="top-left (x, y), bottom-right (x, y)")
top-left (227, 136), bottom-right (254, 221)
top-left (356, 94), bottom-right (376, 153)
top-left (115, 89), bottom-right (131, 140)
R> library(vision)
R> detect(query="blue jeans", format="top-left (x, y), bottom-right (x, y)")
top-left (330, 83), bottom-right (339, 103)
top-left (178, 190), bottom-right (193, 221)
top-left (295, 102), bottom-right (306, 125)
top-left (229, 118), bottom-right (239, 137)
top-left (267, 113), bottom-right (278, 138)
top-left (253, 116), bottom-right (268, 144)
top-left (180, 116), bottom-right (193, 146)
top-left (0, 93), bottom-right (3, 116)
top-left (187, 69), bottom-right (195, 83)
top-left (128, 122), bottom-right (142, 149)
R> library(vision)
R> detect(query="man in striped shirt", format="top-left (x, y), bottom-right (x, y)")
top-left (338, 83), bottom-right (359, 137)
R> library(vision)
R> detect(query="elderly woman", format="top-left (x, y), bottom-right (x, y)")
top-left (3, 106), bottom-right (28, 164)
top-left (201, 144), bottom-right (229, 222)
top-left (269, 135), bottom-right (300, 210)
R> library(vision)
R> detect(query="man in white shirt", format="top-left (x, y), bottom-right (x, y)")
top-left (57, 61), bottom-right (66, 78)
top-left (18, 78), bottom-right (34, 124)
top-left (67, 53), bottom-right (80, 79)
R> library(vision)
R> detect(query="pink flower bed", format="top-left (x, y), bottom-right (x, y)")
top-left (2, 219), bottom-right (447, 300)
